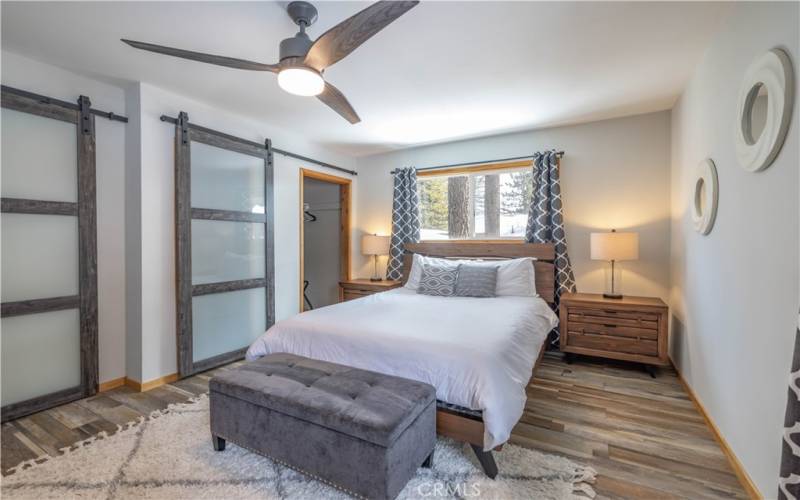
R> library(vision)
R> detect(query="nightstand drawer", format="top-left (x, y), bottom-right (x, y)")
top-left (559, 292), bottom-right (669, 367)
top-left (342, 290), bottom-right (370, 301)
top-left (568, 321), bottom-right (658, 340)
top-left (568, 332), bottom-right (658, 356)
top-left (568, 307), bottom-right (659, 329)
top-left (339, 279), bottom-right (402, 303)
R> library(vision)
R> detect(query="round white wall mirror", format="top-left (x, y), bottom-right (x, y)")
top-left (692, 159), bottom-right (718, 235)
top-left (735, 48), bottom-right (795, 172)
top-left (744, 82), bottom-right (769, 144)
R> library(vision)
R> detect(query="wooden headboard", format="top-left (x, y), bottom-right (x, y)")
top-left (401, 242), bottom-right (556, 304)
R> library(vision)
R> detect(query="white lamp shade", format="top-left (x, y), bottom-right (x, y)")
top-left (361, 234), bottom-right (390, 256)
top-left (590, 231), bottom-right (639, 261)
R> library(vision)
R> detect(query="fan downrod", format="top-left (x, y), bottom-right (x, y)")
top-left (287, 1), bottom-right (318, 28)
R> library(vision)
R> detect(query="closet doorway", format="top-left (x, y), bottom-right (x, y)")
top-left (300, 169), bottom-right (351, 312)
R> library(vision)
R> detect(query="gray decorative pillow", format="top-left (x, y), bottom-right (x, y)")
top-left (454, 264), bottom-right (498, 298)
top-left (417, 264), bottom-right (460, 297)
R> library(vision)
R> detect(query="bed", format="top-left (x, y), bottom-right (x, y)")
top-left (246, 241), bottom-right (558, 477)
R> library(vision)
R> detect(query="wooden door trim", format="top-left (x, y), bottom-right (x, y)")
top-left (299, 168), bottom-right (352, 312)
top-left (1, 198), bottom-right (79, 216)
top-left (190, 207), bottom-right (266, 223)
top-left (192, 278), bottom-right (267, 296)
top-left (1, 295), bottom-right (80, 317)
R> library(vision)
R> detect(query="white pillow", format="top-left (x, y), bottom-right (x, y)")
top-left (404, 254), bottom-right (536, 297)
top-left (404, 254), bottom-right (447, 290)
top-left (486, 258), bottom-right (537, 297)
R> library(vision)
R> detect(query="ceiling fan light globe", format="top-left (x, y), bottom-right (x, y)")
top-left (278, 67), bottom-right (324, 96)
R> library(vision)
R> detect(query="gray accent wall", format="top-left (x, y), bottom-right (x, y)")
top-left (355, 111), bottom-right (673, 302)
top-left (670, 3), bottom-right (799, 496)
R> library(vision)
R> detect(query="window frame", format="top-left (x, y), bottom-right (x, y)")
top-left (417, 159), bottom-right (534, 242)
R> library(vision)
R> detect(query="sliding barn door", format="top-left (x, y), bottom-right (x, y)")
top-left (0, 89), bottom-right (98, 422)
top-left (174, 113), bottom-right (275, 377)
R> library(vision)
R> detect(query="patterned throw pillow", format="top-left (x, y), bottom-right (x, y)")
top-left (454, 264), bottom-right (498, 298)
top-left (417, 264), bottom-right (460, 297)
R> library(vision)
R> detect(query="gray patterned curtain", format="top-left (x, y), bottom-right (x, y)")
top-left (779, 308), bottom-right (800, 499)
top-left (386, 167), bottom-right (420, 280)
top-left (525, 151), bottom-right (576, 347)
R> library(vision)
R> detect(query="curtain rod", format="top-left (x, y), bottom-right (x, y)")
top-left (159, 114), bottom-right (357, 177)
top-left (2, 85), bottom-right (129, 123)
top-left (389, 151), bottom-right (564, 175)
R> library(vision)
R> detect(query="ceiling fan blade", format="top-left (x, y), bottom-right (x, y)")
top-left (317, 82), bottom-right (360, 124)
top-left (121, 39), bottom-right (280, 72)
top-left (304, 1), bottom-right (419, 71)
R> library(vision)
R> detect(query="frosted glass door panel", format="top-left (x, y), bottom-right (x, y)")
top-left (1, 309), bottom-right (81, 406)
top-left (192, 288), bottom-right (266, 362)
top-left (1, 213), bottom-right (78, 302)
top-left (1, 108), bottom-right (77, 202)
top-left (191, 220), bottom-right (265, 284)
top-left (191, 142), bottom-right (265, 213)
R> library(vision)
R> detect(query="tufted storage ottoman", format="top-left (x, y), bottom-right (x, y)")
top-left (209, 353), bottom-right (436, 500)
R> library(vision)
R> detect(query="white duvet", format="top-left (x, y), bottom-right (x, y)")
top-left (246, 288), bottom-right (558, 450)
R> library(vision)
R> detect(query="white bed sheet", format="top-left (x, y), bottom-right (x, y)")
top-left (246, 288), bottom-right (558, 450)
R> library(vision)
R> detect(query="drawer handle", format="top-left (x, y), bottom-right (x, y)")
top-left (603, 310), bottom-right (618, 314)
top-left (603, 324), bottom-right (616, 328)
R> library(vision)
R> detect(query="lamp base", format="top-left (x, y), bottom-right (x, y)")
top-left (603, 292), bottom-right (623, 299)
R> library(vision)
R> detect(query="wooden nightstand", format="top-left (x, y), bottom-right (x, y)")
top-left (559, 292), bottom-right (669, 374)
top-left (339, 279), bottom-right (402, 302)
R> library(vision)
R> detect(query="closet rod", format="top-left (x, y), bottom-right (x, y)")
top-left (159, 114), bottom-right (357, 177)
top-left (1, 85), bottom-right (129, 123)
top-left (389, 151), bottom-right (564, 175)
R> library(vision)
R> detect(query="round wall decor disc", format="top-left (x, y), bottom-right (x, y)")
top-left (735, 48), bottom-right (795, 172)
top-left (692, 159), bottom-right (719, 235)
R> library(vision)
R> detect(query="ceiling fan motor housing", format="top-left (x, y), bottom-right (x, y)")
top-left (281, 1), bottom-right (317, 61)
top-left (279, 33), bottom-right (313, 61)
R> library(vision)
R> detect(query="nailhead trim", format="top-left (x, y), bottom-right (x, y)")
top-left (216, 434), bottom-right (367, 500)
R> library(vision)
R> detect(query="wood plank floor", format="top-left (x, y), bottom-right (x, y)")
top-left (1, 354), bottom-right (747, 499)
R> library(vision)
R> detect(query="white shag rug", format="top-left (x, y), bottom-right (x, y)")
top-left (2, 396), bottom-right (595, 499)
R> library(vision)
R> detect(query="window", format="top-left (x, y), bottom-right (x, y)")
top-left (418, 163), bottom-right (533, 240)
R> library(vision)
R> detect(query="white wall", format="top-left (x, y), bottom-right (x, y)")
top-left (670, 2), bottom-right (799, 496)
top-left (130, 83), bottom-right (357, 382)
top-left (303, 178), bottom-right (342, 309)
top-left (124, 82), bottom-right (143, 383)
top-left (1, 51), bottom-right (128, 384)
top-left (355, 111), bottom-right (672, 300)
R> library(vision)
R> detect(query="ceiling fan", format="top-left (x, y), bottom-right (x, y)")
top-left (121, 1), bottom-right (418, 124)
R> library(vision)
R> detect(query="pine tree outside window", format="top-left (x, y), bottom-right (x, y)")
top-left (417, 163), bottom-right (533, 240)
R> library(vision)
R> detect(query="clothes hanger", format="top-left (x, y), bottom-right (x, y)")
top-left (303, 203), bottom-right (317, 222)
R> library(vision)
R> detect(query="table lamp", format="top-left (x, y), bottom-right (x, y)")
top-left (361, 234), bottom-right (390, 281)
top-left (590, 229), bottom-right (639, 299)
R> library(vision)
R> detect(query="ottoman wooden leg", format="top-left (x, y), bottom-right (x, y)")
top-left (212, 435), bottom-right (226, 451)
top-left (422, 450), bottom-right (434, 468)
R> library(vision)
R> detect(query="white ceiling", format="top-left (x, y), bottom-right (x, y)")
top-left (1, 1), bottom-right (727, 157)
